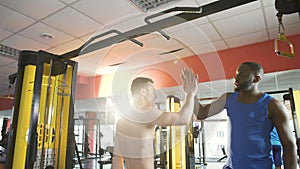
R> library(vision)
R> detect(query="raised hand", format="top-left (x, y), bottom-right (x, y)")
top-left (180, 68), bottom-right (198, 96)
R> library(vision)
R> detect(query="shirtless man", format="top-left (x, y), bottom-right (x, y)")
top-left (112, 68), bottom-right (198, 169)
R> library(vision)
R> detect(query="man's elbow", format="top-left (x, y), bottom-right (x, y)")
top-left (174, 117), bottom-right (191, 126)
top-left (194, 106), bottom-right (209, 120)
top-left (196, 112), bottom-right (208, 120)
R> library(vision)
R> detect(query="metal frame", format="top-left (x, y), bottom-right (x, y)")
top-left (5, 51), bottom-right (78, 169)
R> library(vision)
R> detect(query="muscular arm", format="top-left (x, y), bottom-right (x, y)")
top-left (150, 93), bottom-right (195, 126)
top-left (194, 93), bottom-right (230, 120)
top-left (150, 68), bottom-right (198, 126)
top-left (269, 99), bottom-right (298, 169)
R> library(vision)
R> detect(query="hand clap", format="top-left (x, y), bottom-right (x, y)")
top-left (180, 68), bottom-right (198, 96)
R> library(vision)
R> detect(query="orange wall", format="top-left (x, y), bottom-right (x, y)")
top-left (0, 98), bottom-right (14, 111)
top-left (75, 34), bottom-right (300, 100)
top-left (2, 35), bottom-right (299, 109)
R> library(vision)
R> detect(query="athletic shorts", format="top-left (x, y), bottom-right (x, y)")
top-left (272, 145), bottom-right (283, 167)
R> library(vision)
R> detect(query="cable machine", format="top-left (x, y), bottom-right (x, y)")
top-left (165, 95), bottom-right (194, 169)
top-left (5, 51), bottom-right (77, 169)
top-left (3, 1), bottom-right (276, 168)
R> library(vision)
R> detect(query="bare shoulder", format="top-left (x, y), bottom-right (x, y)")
top-left (225, 92), bottom-right (233, 98)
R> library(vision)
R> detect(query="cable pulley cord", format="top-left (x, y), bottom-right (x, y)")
top-left (40, 59), bottom-right (54, 169)
top-left (276, 12), bottom-right (285, 34)
top-left (56, 72), bottom-right (67, 169)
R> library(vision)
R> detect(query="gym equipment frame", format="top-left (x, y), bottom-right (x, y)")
top-left (5, 51), bottom-right (78, 169)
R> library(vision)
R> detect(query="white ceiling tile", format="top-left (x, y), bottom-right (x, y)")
top-left (268, 22), bottom-right (300, 39)
top-left (156, 49), bottom-right (194, 61)
top-left (0, 0), bottom-right (299, 104)
top-left (213, 10), bottom-right (266, 39)
top-left (0, 57), bottom-right (16, 67)
top-left (19, 22), bottom-right (74, 47)
top-left (108, 14), bottom-right (147, 33)
top-left (77, 49), bottom-right (120, 68)
top-left (109, 40), bottom-right (148, 59)
top-left (56, 39), bottom-right (84, 53)
top-left (284, 23), bottom-right (300, 36)
top-left (190, 17), bottom-right (209, 26)
top-left (264, 5), bottom-right (300, 29)
top-left (170, 0), bottom-right (198, 6)
top-left (261, 0), bottom-right (274, 7)
top-left (77, 58), bottom-right (99, 73)
top-left (79, 27), bottom-right (114, 47)
top-left (0, 66), bottom-right (16, 75)
top-left (0, 73), bottom-right (8, 82)
top-left (46, 47), bottom-right (66, 55)
top-left (0, 28), bottom-right (13, 41)
top-left (163, 16), bottom-right (208, 34)
top-left (225, 31), bottom-right (268, 48)
top-left (0, 83), bottom-right (11, 96)
top-left (208, 1), bottom-right (261, 21)
top-left (0, 4), bottom-right (35, 32)
top-left (211, 40), bottom-right (228, 51)
top-left (146, 0), bottom-right (198, 13)
top-left (122, 49), bottom-right (165, 67)
top-left (6, 61), bottom-right (18, 69)
top-left (0, 0), bottom-right (65, 20)
top-left (96, 66), bottom-right (119, 75)
top-left (164, 22), bottom-right (195, 34)
top-left (0, 81), bottom-right (10, 88)
top-left (73, 0), bottom-right (141, 25)
top-left (80, 32), bottom-right (96, 42)
top-left (106, 33), bottom-right (171, 58)
top-left (60, 0), bottom-right (77, 4)
top-left (195, 0), bottom-right (219, 6)
top-left (189, 41), bottom-right (226, 55)
top-left (195, 23), bottom-right (222, 41)
top-left (144, 35), bottom-right (185, 51)
top-left (42, 7), bottom-right (102, 37)
top-left (2, 34), bottom-right (50, 51)
top-left (170, 24), bottom-right (219, 46)
top-left (77, 70), bottom-right (94, 77)
top-left (98, 54), bottom-right (125, 67)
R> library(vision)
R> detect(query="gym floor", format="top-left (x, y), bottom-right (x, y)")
top-left (74, 158), bottom-right (226, 169)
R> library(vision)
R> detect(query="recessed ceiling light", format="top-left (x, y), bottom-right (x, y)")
top-left (40, 32), bottom-right (54, 39)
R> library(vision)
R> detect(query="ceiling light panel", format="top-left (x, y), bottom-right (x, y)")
top-left (130, 0), bottom-right (180, 12)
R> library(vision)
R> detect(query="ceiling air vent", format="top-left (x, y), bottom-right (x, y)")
top-left (130, 0), bottom-right (180, 12)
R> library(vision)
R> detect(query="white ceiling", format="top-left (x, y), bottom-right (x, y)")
top-left (0, 0), bottom-right (299, 101)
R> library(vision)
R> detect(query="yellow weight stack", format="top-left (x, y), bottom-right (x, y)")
top-left (6, 51), bottom-right (77, 169)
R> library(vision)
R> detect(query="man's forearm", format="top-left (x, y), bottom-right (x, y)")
top-left (174, 93), bottom-right (195, 125)
top-left (283, 144), bottom-right (298, 169)
top-left (193, 96), bottom-right (208, 120)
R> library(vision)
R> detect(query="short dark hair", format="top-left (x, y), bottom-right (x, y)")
top-left (131, 77), bottom-right (153, 95)
top-left (241, 62), bottom-right (264, 77)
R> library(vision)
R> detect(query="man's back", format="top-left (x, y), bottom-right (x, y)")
top-left (114, 118), bottom-right (156, 169)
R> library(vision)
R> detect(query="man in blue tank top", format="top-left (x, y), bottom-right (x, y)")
top-left (271, 128), bottom-right (283, 169)
top-left (194, 62), bottom-right (298, 169)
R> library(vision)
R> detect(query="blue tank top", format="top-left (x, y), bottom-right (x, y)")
top-left (270, 128), bottom-right (281, 146)
top-left (225, 92), bottom-right (274, 169)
